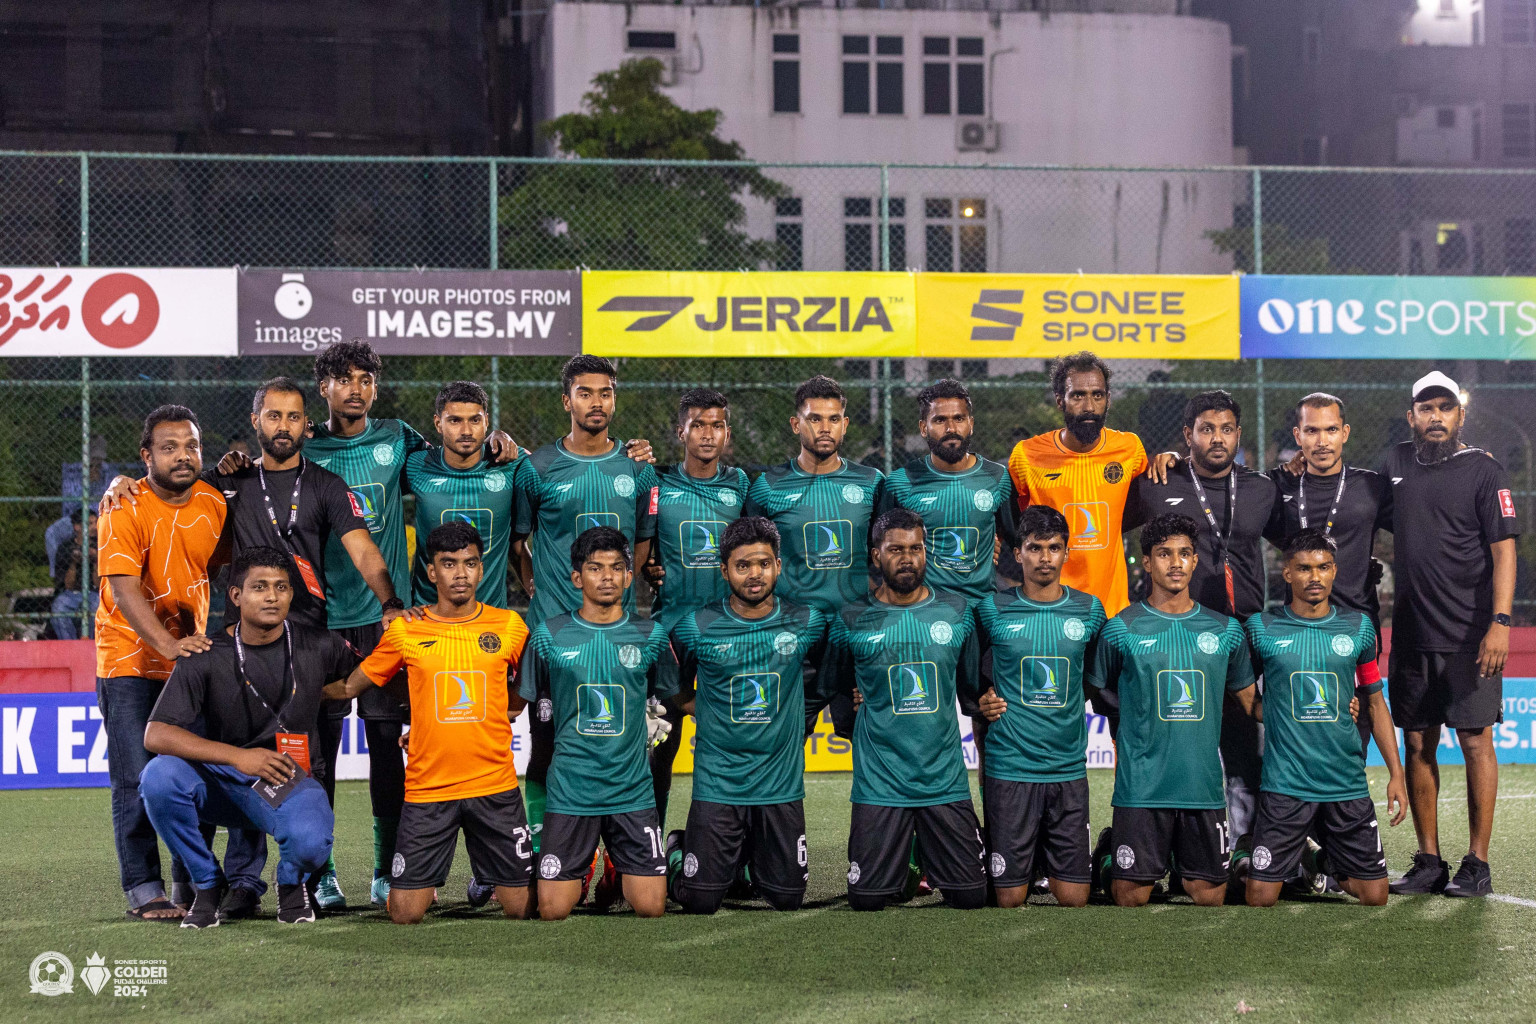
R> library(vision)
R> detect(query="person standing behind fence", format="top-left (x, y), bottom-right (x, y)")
top-left (95, 405), bottom-right (227, 921)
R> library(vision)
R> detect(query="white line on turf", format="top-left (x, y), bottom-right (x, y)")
top-left (1490, 893), bottom-right (1536, 909)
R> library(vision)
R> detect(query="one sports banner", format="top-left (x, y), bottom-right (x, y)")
top-left (917, 273), bottom-right (1240, 360)
top-left (238, 269), bottom-right (581, 356)
top-left (0, 267), bottom-right (236, 356)
top-left (1242, 274), bottom-right (1536, 359)
top-left (583, 271), bottom-right (918, 357)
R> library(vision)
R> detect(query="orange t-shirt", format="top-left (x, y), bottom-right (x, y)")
top-left (361, 604), bottom-right (530, 803)
top-left (1008, 427), bottom-right (1147, 617)
top-left (95, 481), bottom-right (227, 681)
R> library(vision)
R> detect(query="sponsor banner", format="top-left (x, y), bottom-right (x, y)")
top-left (238, 270), bottom-right (581, 356)
top-left (1242, 274), bottom-right (1536, 358)
top-left (584, 271), bottom-right (917, 357)
top-left (0, 268), bottom-right (236, 356)
top-left (917, 273), bottom-right (1239, 360)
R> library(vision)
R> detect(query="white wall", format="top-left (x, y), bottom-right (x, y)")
top-left (1402, 0), bottom-right (1480, 47)
top-left (1397, 102), bottom-right (1481, 165)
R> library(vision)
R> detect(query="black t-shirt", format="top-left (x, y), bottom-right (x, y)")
top-left (149, 624), bottom-right (359, 774)
top-left (1128, 464), bottom-right (1278, 617)
top-left (208, 460), bottom-right (365, 629)
top-left (1385, 442), bottom-right (1520, 651)
top-left (1264, 465), bottom-right (1392, 621)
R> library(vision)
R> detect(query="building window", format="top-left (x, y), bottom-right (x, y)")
top-left (922, 36), bottom-right (984, 116)
top-left (1303, 26), bottom-right (1322, 64)
top-left (102, 24), bottom-right (175, 113)
top-left (1505, 0), bottom-right (1533, 45)
top-left (773, 34), bottom-right (800, 114)
top-left (1503, 103), bottom-right (1533, 158)
top-left (776, 197), bottom-right (803, 271)
top-left (876, 36), bottom-right (904, 115)
top-left (846, 36), bottom-right (903, 115)
top-left (1437, 107), bottom-right (1457, 128)
top-left (0, 23), bottom-right (67, 113)
top-left (925, 198), bottom-right (987, 272)
top-left (627, 30), bottom-right (677, 51)
top-left (1436, 223), bottom-right (1470, 271)
top-left (844, 196), bottom-right (906, 271)
top-left (1507, 218), bottom-right (1536, 273)
top-left (956, 37), bottom-right (984, 115)
top-left (843, 36), bottom-right (870, 114)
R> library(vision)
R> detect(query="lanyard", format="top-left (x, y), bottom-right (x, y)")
top-left (257, 458), bottom-right (304, 546)
top-left (233, 623), bottom-right (296, 733)
top-left (1297, 465), bottom-right (1347, 535)
top-left (1188, 464), bottom-right (1238, 615)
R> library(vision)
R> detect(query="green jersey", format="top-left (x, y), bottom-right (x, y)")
top-left (520, 612), bottom-right (677, 816)
top-left (306, 417), bottom-right (428, 629)
top-left (744, 458), bottom-right (885, 614)
top-left (513, 440), bottom-right (659, 625)
top-left (671, 598), bottom-right (827, 806)
top-left (1245, 607), bottom-right (1379, 803)
top-left (829, 590), bottom-right (977, 808)
top-left (1089, 601), bottom-right (1255, 810)
top-left (973, 586), bottom-right (1106, 783)
top-left (651, 463), bottom-right (751, 624)
top-left (879, 455), bottom-right (1017, 602)
top-left (405, 447), bottom-right (523, 609)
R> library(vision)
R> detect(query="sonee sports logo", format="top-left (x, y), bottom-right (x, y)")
top-left (970, 289), bottom-right (1024, 341)
top-left (598, 295), bottom-right (895, 333)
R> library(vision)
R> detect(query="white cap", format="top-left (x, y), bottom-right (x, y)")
top-left (1411, 370), bottom-right (1460, 404)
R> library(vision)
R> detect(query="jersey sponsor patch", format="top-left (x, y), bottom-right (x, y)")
top-left (649, 485), bottom-right (660, 515)
top-left (730, 671), bottom-right (780, 724)
top-left (478, 632), bottom-right (502, 654)
top-left (1500, 488), bottom-right (1517, 518)
top-left (679, 520), bottom-right (726, 567)
top-left (1330, 634), bottom-right (1354, 657)
top-left (841, 484), bottom-right (865, 505)
top-left (434, 670), bottom-right (487, 724)
top-left (1062, 501), bottom-right (1110, 551)
top-left (350, 482), bottom-right (387, 533)
top-left (972, 488), bottom-right (996, 512)
top-left (802, 519), bottom-right (854, 569)
top-left (1020, 656), bottom-right (1071, 707)
top-left (1290, 671), bottom-right (1339, 723)
top-left (442, 507), bottom-right (494, 543)
top-left (373, 443), bottom-right (396, 466)
top-left (931, 526), bottom-right (981, 572)
top-left (577, 683), bottom-right (626, 736)
top-left (889, 661), bottom-right (941, 715)
top-left (1157, 669), bottom-right (1205, 722)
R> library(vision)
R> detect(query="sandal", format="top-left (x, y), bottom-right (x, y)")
top-left (126, 897), bottom-right (185, 922)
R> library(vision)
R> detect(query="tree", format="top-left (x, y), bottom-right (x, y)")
top-left (500, 59), bottom-right (785, 270)
top-left (1206, 222), bottom-right (1334, 274)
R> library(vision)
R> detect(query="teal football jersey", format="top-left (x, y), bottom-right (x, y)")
top-left (744, 459), bottom-right (884, 614)
top-left (651, 463), bottom-right (750, 624)
top-left (405, 447), bottom-right (522, 608)
top-left (879, 455), bottom-right (1016, 601)
top-left (1089, 601), bottom-right (1255, 810)
top-left (1246, 608), bottom-right (1379, 803)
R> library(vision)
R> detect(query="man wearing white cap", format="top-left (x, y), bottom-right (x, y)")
top-left (1383, 371), bottom-right (1517, 898)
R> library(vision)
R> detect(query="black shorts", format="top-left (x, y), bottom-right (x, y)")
top-left (336, 622), bottom-right (411, 722)
top-left (847, 801), bottom-right (986, 899)
top-left (1249, 792), bottom-right (1387, 883)
top-left (1110, 806), bottom-right (1230, 884)
top-left (983, 776), bottom-right (1091, 886)
top-left (538, 809), bottom-right (666, 881)
top-left (1389, 646), bottom-right (1502, 731)
top-left (391, 787), bottom-right (532, 890)
top-left (676, 800), bottom-right (808, 899)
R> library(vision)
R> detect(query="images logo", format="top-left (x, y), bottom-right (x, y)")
top-left (1157, 669), bottom-right (1205, 722)
top-left (273, 273), bottom-right (313, 320)
top-left (889, 662), bottom-right (940, 715)
top-left (970, 289), bottom-right (1024, 341)
top-left (1290, 671), bottom-right (1339, 723)
top-left (803, 520), bottom-right (853, 569)
top-left (730, 672), bottom-right (780, 724)
top-left (578, 683), bottom-right (625, 736)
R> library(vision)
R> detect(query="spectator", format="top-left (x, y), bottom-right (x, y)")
top-left (49, 543), bottom-right (100, 640)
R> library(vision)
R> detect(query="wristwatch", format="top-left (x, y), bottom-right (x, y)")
top-left (1493, 613), bottom-right (1512, 628)
top-left (381, 597), bottom-right (406, 613)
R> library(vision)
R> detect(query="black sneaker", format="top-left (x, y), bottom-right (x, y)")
top-left (466, 876), bottom-right (496, 909)
top-left (180, 886), bottom-right (222, 929)
top-left (1090, 827), bottom-right (1114, 899)
top-left (277, 883), bottom-right (316, 924)
top-left (1389, 852), bottom-right (1449, 895)
top-left (1443, 854), bottom-right (1492, 898)
top-left (217, 886), bottom-right (261, 921)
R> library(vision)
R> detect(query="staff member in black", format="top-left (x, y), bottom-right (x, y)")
top-left (1385, 371), bottom-right (1517, 899)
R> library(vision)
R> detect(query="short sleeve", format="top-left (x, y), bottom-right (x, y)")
top-left (994, 472), bottom-right (1019, 548)
top-left (1006, 442), bottom-right (1030, 509)
top-left (518, 628), bottom-right (548, 702)
top-left (1087, 597), bottom-right (1108, 637)
top-left (514, 462), bottom-right (540, 535)
top-left (1225, 622), bottom-right (1256, 693)
top-left (1477, 459), bottom-right (1520, 542)
top-left (321, 472), bottom-right (367, 537)
top-left (647, 624), bottom-right (680, 701)
top-left (1087, 625), bottom-right (1121, 692)
top-left (401, 420), bottom-right (429, 455)
top-left (1122, 476), bottom-right (1150, 532)
top-left (1126, 433), bottom-right (1149, 477)
top-left (360, 623), bottom-right (406, 685)
top-left (96, 500), bottom-right (146, 578)
top-left (1371, 471), bottom-right (1394, 533)
top-left (635, 462), bottom-right (660, 541)
top-left (874, 471), bottom-right (900, 519)
top-left (744, 473), bottom-right (769, 519)
top-left (148, 654), bottom-right (210, 730)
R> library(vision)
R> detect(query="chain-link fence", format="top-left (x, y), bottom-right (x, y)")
top-left (4, 152), bottom-right (1536, 636)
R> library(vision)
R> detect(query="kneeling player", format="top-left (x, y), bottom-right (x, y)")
top-left (1090, 514), bottom-right (1256, 907)
top-left (326, 522), bottom-right (534, 924)
top-left (974, 507), bottom-right (1106, 908)
top-left (524, 527), bottom-right (677, 921)
top-left (1243, 529), bottom-right (1407, 907)
top-left (667, 516), bottom-right (826, 913)
top-left (833, 509), bottom-right (987, 911)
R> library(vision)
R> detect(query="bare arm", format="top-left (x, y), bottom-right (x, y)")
top-left (1365, 688), bottom-right (1408, 826)
top-left (106, 575), bottom-right (210, 660)
top-left (512, 536), bottom-right (535, 598)
top-left (323, 663), bottom-right (377, 703)
top-left (338, 529), bottom-right (408, 626)
top-left (633, 539), bottom-right (654, 584)
top-left (143, 721), bottom-right (297, 786)
top-left (1479, 537), bottom-right (1516, 678)
top-left (1231, 683), bottom-right (1261, 722)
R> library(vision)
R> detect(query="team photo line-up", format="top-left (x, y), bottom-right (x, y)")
top-left (93, 340), bottom-right (1516, 926)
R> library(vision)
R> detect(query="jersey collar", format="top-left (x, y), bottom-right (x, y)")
top-left (423, 602), bottom-right (485, 624)
top-left (1011, 585), bottom-right (1072, 610)
top-left (1279, 605), bottom-right (1338, 626)
top-left (923, 453), bottom-right (982, 478)
top-left (557, 438), bottom-right (622, 462)
top-left (1139, 600), bottom-right (1205, 621)
top-left (722, 596), bottom-right (781, 625)
top-left (574, 610), bottom-right (630, 630)
top-left (1051, 429), bottom-right (1107, 457)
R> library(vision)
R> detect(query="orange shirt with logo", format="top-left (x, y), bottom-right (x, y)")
top-left (95, 481), bottom-right (228, 681)
top-left (1008, 427), bottom-right (1147, 617)
top-left (361, 604), bottom-right (530, 803)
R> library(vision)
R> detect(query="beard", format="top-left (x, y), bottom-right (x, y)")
top-left (258, 428), bottom-right (304, 460)
top-left (1064, 411), bottom-right (1105, 445)
top-left (147, 461), bottom-right (195, 495)
top-left (926, 431), bottom-right (971, 465)
top-left (1413, 425), bottom-right (1461, 464)
top-left (885, 566), bottom-right (926, 595)
top-left (1192, 445), bottom-right (1233, 473)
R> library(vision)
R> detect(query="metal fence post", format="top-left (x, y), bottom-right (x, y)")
top-left (488, 158), bottom-right (499, 271)
top-left (882, 359), bottom-right (894, 475)
top-left (490, 356), bottom-right (502, 432)
top-left (1251, 167), bottom-right (1267, 474)
top-left (79, 154), bottom-right (92, 637)
top-left (879, 164), bottom-right (890, 273)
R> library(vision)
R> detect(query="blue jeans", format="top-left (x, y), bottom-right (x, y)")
top-left (139, 756), bottom-right (334, 890)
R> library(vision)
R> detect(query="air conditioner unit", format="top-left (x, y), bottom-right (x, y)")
top-left (956, 119), bottom-right (999, 152)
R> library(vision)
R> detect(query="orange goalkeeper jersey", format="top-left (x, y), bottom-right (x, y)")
top-left (1008, 427), bottom-right (1147, 616)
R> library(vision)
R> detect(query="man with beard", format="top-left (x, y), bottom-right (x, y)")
top-left (1383, 372), bottom-right (1517, 898)
top-left (832, 509), bottom-right (987, 911)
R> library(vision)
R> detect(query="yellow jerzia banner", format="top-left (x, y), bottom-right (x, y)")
top-left (916, 273), bottom-right (1240, 360)
top-left (583, 271), bottom-right (917, 357)
top-left (670, 709), bottom-right (853, 775)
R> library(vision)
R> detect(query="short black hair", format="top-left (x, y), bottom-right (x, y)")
top-left (252, 376), bottom-right (306, 417)
top-left (1296, 392), bottom-right (1346, 423)
top-left (140, 405), bottom-right (199, 453)
top-left (677, 387), bottom-right (729, 424)
top-left (314, 338), bottom-right (382, 386)
top-left (794, 375), bottom-right (845, 411)
top-left (561, 354), bottom-right (617, 396)
top-left (230, 546), bottom-right (293, 589)
top-left (1140, 513), bottom-right (1201, 556)
top-left (1050, 351), bottom-right (1112, 400)
top-left (435, 380), bottom-right (489, 417)
top-left (570, 525), bottom-right (631, 571)
top-left (1183, 389), bottom-right (1242, 430)
top-left (872, 507), bottom-right (925, 548)
top-left (719, 516), bottom-right (780, 563)
top-left (1283, 527), bottom-right (1338, 562)
top-left (917, 378), bottom-right (972, 420)
top-left (425, 521), bottom-right (483, 559)
top-left (1017, 505), bottom-right (1069, 547)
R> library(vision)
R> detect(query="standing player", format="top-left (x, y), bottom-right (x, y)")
top-left (324, 522), bottom-right (534, 923)
top-left (1089, 513), bottom-right (1256, 908)
top-left (666, 517), bottom-right (827, 914)
top-left (973, 506), bottom-right (1106, 908)
top-left (1244, 529), bottom-right (1408, 907)
top-left (522, 527), bottom-right (676, 921)
top-left (746, 375), bottom-right (884, 735)
top-left (832, 509), bottom-right (987, 911)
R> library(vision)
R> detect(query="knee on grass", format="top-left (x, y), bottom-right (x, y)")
top-left (941, 887), bottom-right (987, 911)
top-left (762, 889), bottom-right (804, 913)
top-left (674, 886), bottom-right (726, 915)
top-left (848, 891), bottom-right (890, 912)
